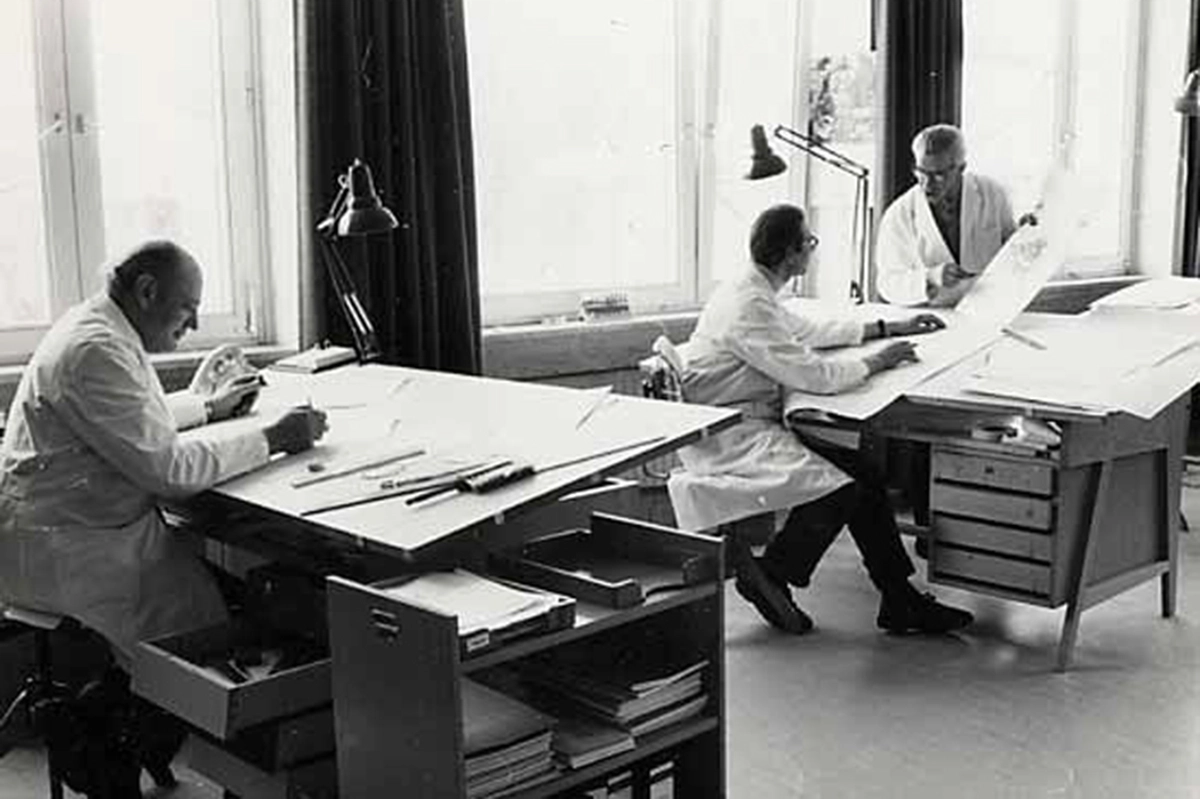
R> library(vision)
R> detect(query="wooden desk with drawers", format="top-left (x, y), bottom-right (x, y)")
top-left (872, 339), bottom-right (1193, 671)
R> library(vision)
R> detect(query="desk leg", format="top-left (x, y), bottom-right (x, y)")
top-left (1161, 446), bottom-right (1180, 618)
top-left (1058, 460), bottom-right (1112, 672)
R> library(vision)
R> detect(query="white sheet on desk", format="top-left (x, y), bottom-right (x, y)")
top-left (971, 318), bottom-right (1198, 386)
top-left (962, 313), bottom-right (1200, 419)
top-left (780, 310), bottom-right (1000, 420)
top-left (1090, 276), bottom-right (1200, 311)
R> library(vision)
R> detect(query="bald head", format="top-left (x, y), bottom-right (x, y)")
top-left (107, 240), bottom-right (203, 352)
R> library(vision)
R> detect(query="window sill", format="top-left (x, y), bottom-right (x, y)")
top-left (483, 311), bottom-right (700, 380)
top-left (0, 344), bottom-right (296, 414)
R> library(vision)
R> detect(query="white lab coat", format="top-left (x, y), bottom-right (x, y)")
top-left (0, 294), bottom-right (270, 661)
top-left (875, 173), bottom-right (1016, 307)
top-left (667, 265), bottom-right (869, 531)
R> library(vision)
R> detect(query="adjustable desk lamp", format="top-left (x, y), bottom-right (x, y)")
top-left (746, 123), bottom-right (871, 302)
top-left (317, 159), bottom-right (398, 364)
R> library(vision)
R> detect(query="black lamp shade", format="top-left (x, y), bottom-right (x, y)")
top-left (337, 159), bottom-right (399, 236)
top-left (746, 124), bottom-right (787, 180)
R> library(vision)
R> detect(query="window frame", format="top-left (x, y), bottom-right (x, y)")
top-left (0, 0), bottom-right (269, 366)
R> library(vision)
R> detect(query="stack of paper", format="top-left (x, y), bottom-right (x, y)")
top-left (513, 657), bottom-right (709, 741)
top-left (383, 570), bottom-right (572, 655)
top-left (461, 679), bottom-right (559, 798)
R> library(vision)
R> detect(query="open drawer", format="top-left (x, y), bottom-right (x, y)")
top-left (488, 512), bottom-right (722, 608)
top-left (132, 621), bottom-right (330, 740)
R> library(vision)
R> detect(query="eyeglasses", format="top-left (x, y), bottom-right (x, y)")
top-left (798, 234), bottom-right (819, 252)
top-left (913, 163), bottom-right (964, 181)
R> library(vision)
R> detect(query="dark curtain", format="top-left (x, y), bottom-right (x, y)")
top-left (297, 0), bottom-right (481, 374)
top-left (1181, 0), bottom-right (1200, 278)
top-left (879, 0), bottom-right (963, 209)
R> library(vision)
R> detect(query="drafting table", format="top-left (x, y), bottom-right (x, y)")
top-left (791, 307), bottom-right (1197, 671)
top-left (155, 364), bottom-right (741, 797)
top-left (187, 364), bottom-right (739, 559)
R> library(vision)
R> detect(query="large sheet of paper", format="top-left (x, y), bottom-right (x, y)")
top-left (954, 166), bottom-right (1082, 327)
top-left (779, 301), bottom-right (1000, 420)
top-left (779, 166), bottom-right (1085, 420)
top-left (960, 312), bottom-right (1200, 419)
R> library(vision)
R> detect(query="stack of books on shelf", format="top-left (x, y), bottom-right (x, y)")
top-left (513, 654), bottom-right (709, 747)
top-left (462, 678), bottom-right (559, 798)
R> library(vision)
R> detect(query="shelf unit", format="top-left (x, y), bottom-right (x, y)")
top-left (326, 515), bottom-right (726, 798)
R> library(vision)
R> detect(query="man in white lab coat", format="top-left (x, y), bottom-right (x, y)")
top-left (0, 241), bottom-right (328, 664)
top-left (875, 124), bottom-right (1017, 307)
top-left (671, 205), bottom-right (973, 635)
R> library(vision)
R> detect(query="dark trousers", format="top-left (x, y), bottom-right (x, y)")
top-left (761, 436), bottom-right (915, 596)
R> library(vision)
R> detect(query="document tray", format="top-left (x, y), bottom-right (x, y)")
top-left (489, 513), bottom-right (720, 609)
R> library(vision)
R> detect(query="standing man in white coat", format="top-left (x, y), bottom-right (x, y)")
top-left (671, 204), bottom-right (973, 635)
top-left (875, 124), bottom-right (1019, 307)
top-left (0, 240), bottom-right (328, 663)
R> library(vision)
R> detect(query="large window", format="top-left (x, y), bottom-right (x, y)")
top-left (963, 0), bottom-right (1172, 278)
top-left (468, 0), bottom-right (878, 324)
top-left (0, 0), bottom-right (267, 364)
top-left (470, 1), bottom-right (1180, 325)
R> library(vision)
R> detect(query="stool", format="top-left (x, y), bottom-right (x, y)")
top-left (0, 606), bottom-right (74, 799)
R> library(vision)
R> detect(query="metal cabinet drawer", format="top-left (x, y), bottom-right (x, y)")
top-left (932, 449), bottom-right (1054, 496)
top-left (930, 483), bottom-right (1054, 530)
top-left (931, 546), bottom-right (1051, 597)
top-left (931, 515), bottom-right (1052, 561)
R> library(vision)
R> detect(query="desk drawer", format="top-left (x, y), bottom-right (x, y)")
top-left (931, 546), bottom-right (1051, 597)
top-left (931, 515), bottom-right (1053, 561)
top-left (932, 449), bottom-right (1054, 496)
top-left (930, 483), bottom-right (1054, 530)
top-left (133, 622), bottom-right (330, 740)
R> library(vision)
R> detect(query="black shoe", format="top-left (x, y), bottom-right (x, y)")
top-left (877, 591), bottom-right (973, 635)
top-left (735, 557), bottom-right (813, 635)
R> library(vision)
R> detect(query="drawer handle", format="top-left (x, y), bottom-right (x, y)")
top-left (370, 608), bottom-right (401, 639)
top-left (983, 466), bottom-right (995, 475)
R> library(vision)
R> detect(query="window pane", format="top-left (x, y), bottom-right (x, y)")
top-left (709, 0), bottom-right (800, 284)
top-left (89, 1), bottom-right (235, 314)
top-left (962, 0), bottom-right (1062, 217)
top-left (1067, 0), bottom-right (1133, 267)
top-left (467, 0), bottom-right (680, 299)
top-left (0, 0), bottom-right (51, 329)
top-left (802, 0), bottom-right (875, 300)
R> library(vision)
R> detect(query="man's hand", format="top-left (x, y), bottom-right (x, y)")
top-left (863, 341), bottom-right (918, 375)
top-left (888, 313), bottom-right (945, 337)
top-left (205, 374), bottom-right (264, 422)
top-left (265, 406), bottom-right (329, 455)
top-left (940, 262), bottom-right (974, 288)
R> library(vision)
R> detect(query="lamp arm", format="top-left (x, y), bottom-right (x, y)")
top-left (317, 234), bottom-right (381, 364)
top-left (318, 181), bottom-right (349, 235)
top-left (773, 125), bottom-right (868, 179)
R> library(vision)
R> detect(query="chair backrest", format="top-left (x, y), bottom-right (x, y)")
top-left (640, 335), bottom-right (686, 404)
top-left (2, 605), bottom-right (66, 631)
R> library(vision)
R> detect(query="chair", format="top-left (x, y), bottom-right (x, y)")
top-left (0, 606), bottom-right (75, 799)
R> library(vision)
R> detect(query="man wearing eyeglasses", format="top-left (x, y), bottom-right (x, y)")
top-left (875, 124), bottom-right (1020, 307)
top-left (668, 204), bottom-right (972, 637)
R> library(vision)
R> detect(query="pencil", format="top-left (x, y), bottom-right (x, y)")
top-left (1001, 326), bottom-right (1047, 351)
